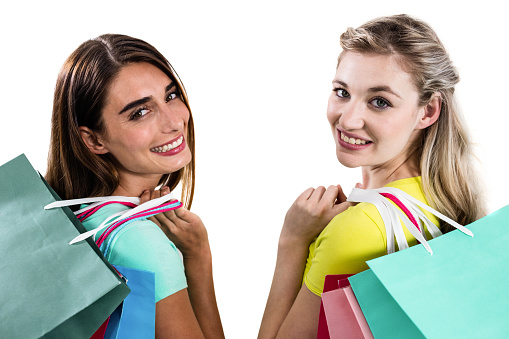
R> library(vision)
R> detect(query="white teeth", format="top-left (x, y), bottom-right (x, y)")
top-left (341, 132), bottom-right (367, 145)
top-left (151, 136), bottom-right (184, 153)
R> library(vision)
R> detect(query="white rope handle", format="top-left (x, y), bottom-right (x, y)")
top-left (45, 193), bottom-right (178, 244)
top-left (347, 187), bottom-right (471, 255)
top-left (348, 189), bottom-right (410, 254)
top-left (379, 187), bottom-right (473, 237)
top-left (44, 196), bottom-right (140, 213)
top-left (69, 211), bottom-right (126, 245)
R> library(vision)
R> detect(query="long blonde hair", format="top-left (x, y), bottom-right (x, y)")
top-left (339, 14), bottom-right (486, 231)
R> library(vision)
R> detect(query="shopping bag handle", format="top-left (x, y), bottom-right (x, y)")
top-left (44, 193), bottom-right (180, 244)
top-left (347, 187), bottom-right (472, 255)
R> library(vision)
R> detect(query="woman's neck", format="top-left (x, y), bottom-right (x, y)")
top-left (361, 152), bottom-right (420, 189)
top-left (112, 172), bottom-right (164, 197)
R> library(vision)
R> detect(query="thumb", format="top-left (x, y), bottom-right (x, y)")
top-left (139, 190), bottom-right (151, 204)
top-left (336, 184), bottom-right (347, 204)
top-left (174, 205), bottom-right (191, 220)
top-left (355, 182), bottom-right (364, 189)
top-left (330, 201), bottom-right (355, 218)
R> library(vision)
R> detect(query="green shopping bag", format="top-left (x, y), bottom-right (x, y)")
top-left (0, 154), bottom-right (130, 338)
top-left (349, 204), bottom-right (509, 338)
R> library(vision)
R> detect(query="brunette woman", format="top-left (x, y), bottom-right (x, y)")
top-left (46, 34), bottom-right (224, 339)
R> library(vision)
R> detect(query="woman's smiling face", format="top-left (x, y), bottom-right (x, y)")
top-left (327, 52), bottom-right (426, 170)
top-left (88, 62), bottom-right (192, 185)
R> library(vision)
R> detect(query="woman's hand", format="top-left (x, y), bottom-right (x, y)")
top-left (281, 184), bottom-right (354, 246)
top-left (139, 187), bottom-right (210, 259)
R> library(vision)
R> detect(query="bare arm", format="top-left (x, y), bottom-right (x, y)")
top-left (259, 185), bottom-right (353, 338)
top-left (183, 244), bottom-right (223, 338)
top-left (258, 235), bottom-right (312, 338)
top-left (154, 249), bottom-right (223, 339)
top-left (155, 289), bottom-right (205, 339)
top-left (141, 189), bottom-right (224, 339)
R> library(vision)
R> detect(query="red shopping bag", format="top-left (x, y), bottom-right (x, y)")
top-left (90, 320), bottom-right (110, 339)
top-left (318, 274), bottom-right (373, 339)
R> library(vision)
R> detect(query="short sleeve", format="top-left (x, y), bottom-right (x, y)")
top-left (106, 220), bottom-right (188, 302)
top-left (303, 203), bottom-right (387, 296)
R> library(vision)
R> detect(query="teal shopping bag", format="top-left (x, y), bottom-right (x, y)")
top-left (350, 205), bottom-right (509, 339)
top-left (0, 154), bottom-right (130, 338)
top-left (349, 270), bottom-right (425, 338)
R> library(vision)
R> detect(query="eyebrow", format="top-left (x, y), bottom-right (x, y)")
top-left (117, 82), bottom-right (176, 115)
top-left (333, 80), bottom-right (402, 99)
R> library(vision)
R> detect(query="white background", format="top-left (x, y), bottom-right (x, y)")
top-left (1, 1), bottom-right (508, 337)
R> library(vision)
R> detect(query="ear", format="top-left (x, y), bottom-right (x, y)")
top-left (78, 126), bottom-right (109, 154)
top-left (416, 93), bottom-right (441, 130)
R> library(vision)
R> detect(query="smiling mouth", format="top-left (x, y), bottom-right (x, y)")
top-left (340, 131), bottom-right (371, 145)
top-left (150, 136), bottom-right (184, 153)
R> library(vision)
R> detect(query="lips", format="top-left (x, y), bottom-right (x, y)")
top-left (150, 135), bottom-right (184, 153)
top-left (337, 130), bottom-right (372, 149)
top-left (339, 131), bottom-right (371, 145)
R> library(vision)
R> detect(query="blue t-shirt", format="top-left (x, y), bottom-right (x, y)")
top-left (81, 203), bottom-right (187, 302)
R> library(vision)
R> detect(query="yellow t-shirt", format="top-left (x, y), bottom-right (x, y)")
top-left (302, 176), bottom-right (440, 296)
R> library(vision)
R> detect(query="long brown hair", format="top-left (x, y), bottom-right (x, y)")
top-left (339, 15), bottom-right (486, 230)
top-left (46, 34), bottom-right (195, 208)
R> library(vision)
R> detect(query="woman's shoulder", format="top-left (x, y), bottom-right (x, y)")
top-left (304, 201), bottom-right (387, 294)
top-left (320, 176), bottom-right (428, 242)
top-left (323, 201), bottom-right (386, 242)
top-left (80, 202), bottom-right (187, 301)
top-left (79, 202), bottom-right (176, 250)
top-left (79, 202), bottom-right (180, 264)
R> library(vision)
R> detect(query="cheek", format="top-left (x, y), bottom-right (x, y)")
top-left (377, 120), bottom-right (417, 148)
top-left (176, 102), bottom-right (191, 127)
top-left (108, 127), bottom-right (153, 151)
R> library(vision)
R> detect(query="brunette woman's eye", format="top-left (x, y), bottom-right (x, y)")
top-left (165, 92), bottom-right (178, 103)
top-left (370, 97), bottom-right (391, 109)
top-left (130, 108), bottom-right (150, 120)
top-left (335, 88), bottom-right (350, 98)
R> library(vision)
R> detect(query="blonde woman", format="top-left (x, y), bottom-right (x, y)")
top-left (259, 14), bottom-right (485, 338)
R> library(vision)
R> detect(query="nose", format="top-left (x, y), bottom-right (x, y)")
top-left (160, 104), bottom-right (185, 134)
top-left (339, 100), bottom-right (365, 131)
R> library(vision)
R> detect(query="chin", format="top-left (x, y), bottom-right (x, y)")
top-left (336, 150), bottom-right (363, 169)
top-left (156, 150), bottom-right (192, 175)
top-left (337, 158), bottom-right (361, 168)
top-left (173, 149), bottom-right (193, 170)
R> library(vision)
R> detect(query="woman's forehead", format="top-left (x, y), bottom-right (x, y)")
top-left (335, 52), bottom-right (417, 94)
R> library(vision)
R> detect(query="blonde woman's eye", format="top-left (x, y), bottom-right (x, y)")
top-left (130, 108), bottom-right (150, 120)
top-left (370, 97), bottom-right (391, 109)
top-left (166, 92), bottom-right (178, 102)
top-left (335, 88), bottom-right (350, 98)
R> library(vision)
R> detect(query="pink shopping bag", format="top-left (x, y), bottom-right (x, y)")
top-left (318, 274), bottom-right (373, 339)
